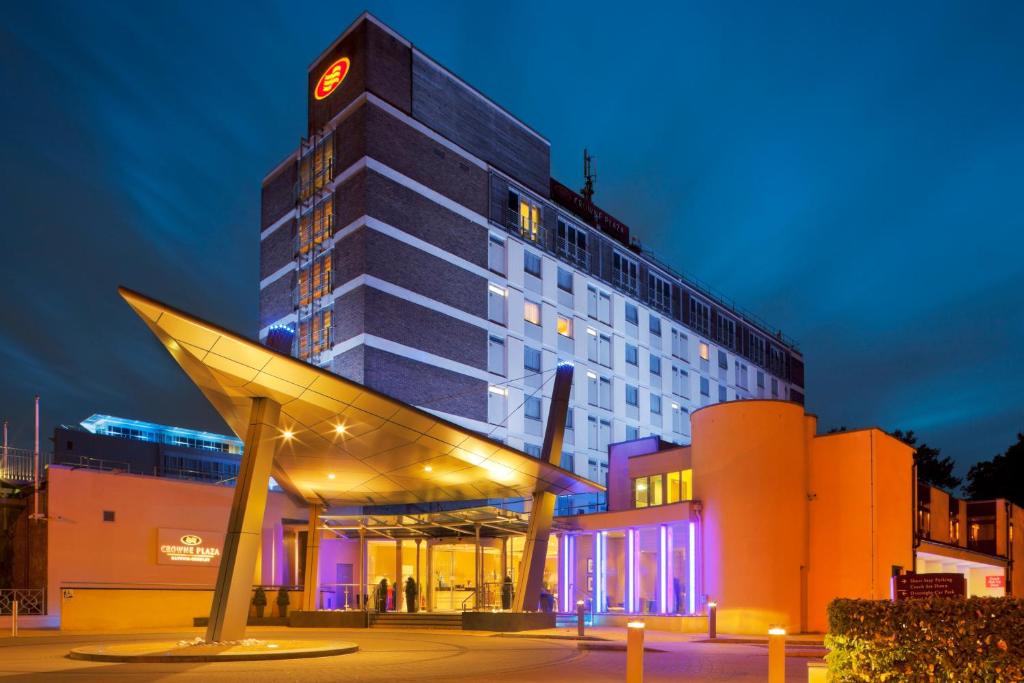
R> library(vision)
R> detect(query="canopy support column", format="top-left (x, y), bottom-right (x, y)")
top-left (205, 397), bottom-right (282, 642)
top-left (302, 504), bottom-right (322, 611)
top-left (513, 363), bottom-right (573, 612)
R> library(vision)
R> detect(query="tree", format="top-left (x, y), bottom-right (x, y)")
top-left (964, 432), bottom-right (1024, 506)
top-left (889, 429), bottom-right (962, 492)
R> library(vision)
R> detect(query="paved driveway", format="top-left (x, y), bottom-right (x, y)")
top-left (0, 627), bottom-right (812, 681)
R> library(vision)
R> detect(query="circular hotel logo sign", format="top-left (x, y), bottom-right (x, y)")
top-left (314, 57), bottom-right (350, 100)
top-left (181, 534), bottom-right (202, 546)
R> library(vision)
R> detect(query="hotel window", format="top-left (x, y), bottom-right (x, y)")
top-left (625, 344), bottom-right (639, 367)
top-left (524, 346), bottom-right (541, 373)
top-left (634, 477), bottom-right (649, 508)
top-left (672, 366), bottom-right (689, 398)
top-left (650, 474), bottom-right (664, 506)
top-left (556, 217), bottom-right (589, 269)
top-left (599, 419), bottom-right (611, 450)
top-left (524, 300), bottom-right (542, 326)
top-left (649, 354), bottom-right (661, 376)
top-left (557, 267), bottom-right (573, 292)
top-left (298, 134), bottom-right (334, 200)
top-left (508, 189), bottom-right (541, 242)
top-left (718, 385), bottom-right (727, 402)
top-left (717, 315), bottom-right (736, 350)
top-left (625, 302), bottom-right (638, 326)
top-left (648, 272), bottom-right (672, 313)
top-left (750, 332), bottom-right (766, 367)
top-left (523, 443), bottom-right (542, 458)
top-left (626, 384), bottom-right (638, 407)
top-left (524, 250), bottom-right (542, 278)
top-left (524, 396), bottom-right (542, 421)
top-left (587, 373), bottom-right (600, 406)
top-left (689, 298), bottom-right (711, 336)
top-left (560, 451), bottom-right (574, 471)
top-left (650, 394), bottom-right (662, 415)
top-left (598, 291), bottom-right (611, 324)
top-left (298, 308), bottom-right (332, 360)
top-left (488, 336), bottom-right (506, 376)
top-left (649, 315), bottom-right (662, 337)
top-left (667, 471), bottom-right (681, 503)
top-left (599, 377), bottom-right (612, 409)
top-left (757, 371), bottom-right (765, 389)
top-left (587, 330), bottom-right (610, 366)
top-left (557, 314), bottom-right (573, 338)
top-left (671, 403), bottom-right (688, 435)
top-left (736, 362), bottom-right (748, 389)
top-left (612, 251), bottom-right (639, 294)
top-left (488, 235), bottom-right (507, 274)
top-left (718, 350), bottom-right (728, 370)
top-left (700, 376), bottom-right (710, 397)
top-left (298, 196), bottom-right (334, 255)
top-left (771, 377), bottom-right (779, 397)
top-left (297, 253), bottom-right (333, 307)
top-left (671, 329), bottom-right (688, 360)
top-left (626, 425), bottom-right (639, 441)
top-left (487, 385), bottom-right (508, 425)
top-left (699, 342), bottom-right (710, 362)
top-left (770, 346), bottom-right (787, 377)
top-left (488, 284), bottom-right (507, 324)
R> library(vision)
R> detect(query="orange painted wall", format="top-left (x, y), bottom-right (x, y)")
top-left (46, 466), bottom-right (308, 623)
top-left (691, 400), bottom-right (811, 634)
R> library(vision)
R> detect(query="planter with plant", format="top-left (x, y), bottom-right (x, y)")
top-left (252, 587), bottom-right (267, 619)
top-left (276, 587), bottom-right (290, 617)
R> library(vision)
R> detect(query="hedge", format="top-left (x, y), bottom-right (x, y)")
top-left (826, 597), bottom-right (1024, 682)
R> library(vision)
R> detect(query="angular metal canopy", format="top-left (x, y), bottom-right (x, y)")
top-left (120, 287), bottom-right (603, 507)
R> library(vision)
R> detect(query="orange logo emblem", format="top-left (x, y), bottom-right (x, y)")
top-left (314, 57), bottom-right (351, 100)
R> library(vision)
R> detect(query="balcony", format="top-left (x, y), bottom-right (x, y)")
top-left (504, 208), bottom-right (544, 244)
top-left (556, 236), bottom-right (589, 270)
top-left (612, 269), bottom-right (639, 296)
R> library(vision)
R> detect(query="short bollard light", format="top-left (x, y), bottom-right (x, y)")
top-left (768, 626), bottom-right (786, 683)
top-left (576, 600), bottom-right (586, 638)
top-left (707, 601), bottom-right (717, 639)
top-left (10, 600), bottom-right (18, 637)
top-left (626, 621), bottom-right (645, 683)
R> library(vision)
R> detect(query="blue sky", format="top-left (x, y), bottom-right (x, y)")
top-left (1, 1), bottom-right (1021, 480)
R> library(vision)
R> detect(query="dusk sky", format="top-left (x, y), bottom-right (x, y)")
top-left (1, 1), bottom-right (1021, 482)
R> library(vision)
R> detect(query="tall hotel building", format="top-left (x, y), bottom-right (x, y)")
top-left (258, 14), bottom-right (804, 504)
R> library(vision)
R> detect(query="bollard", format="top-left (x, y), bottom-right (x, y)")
top-left (576, 600), bottom-right (586, 638)
top-left (626, 621), bottom-right (645, 683)
top-left (10, 600), bottom-right (18, 637)
top-left (707, 601), bottom-right (717, 639)
top-left (768, 627), bottom-right (786, 683)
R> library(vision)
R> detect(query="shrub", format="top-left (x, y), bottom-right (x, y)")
top-left (826, 597), bottom-right (1024, 682)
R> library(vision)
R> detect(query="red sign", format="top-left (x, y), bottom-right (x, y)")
top-left (986, 575), bottom-right (1006, 588)
top-left (550, 179), bottom-right (631, 247)
top-left (314, 57), bottom-right (350, 100)
top-left (892, 573), bottom-right (966, 601)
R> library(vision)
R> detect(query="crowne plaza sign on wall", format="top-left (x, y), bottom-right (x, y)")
top-left (157, 528), bottom-right (225, 567)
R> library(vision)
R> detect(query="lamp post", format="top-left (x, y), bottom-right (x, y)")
top-left (707, 601), bottom-right (717, 639)
top-left (768, 627), bottom-right (786, 683)
top-left (626, 621), bottom-right (645, 683)
top-left (576, 599), bottom-right (585, 637)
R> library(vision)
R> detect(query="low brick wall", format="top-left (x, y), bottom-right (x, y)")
top-left (290, 610), bottom-right (368, 628)
top-left (462, 611), bottom-right (555, 632)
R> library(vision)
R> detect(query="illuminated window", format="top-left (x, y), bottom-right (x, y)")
top-left (524, 300), bottom-right (542, 326)
top-left (650, 474), bottom-right (664, 506)
top-left (633, 477), bottom-right (649, 508)
top-left (557, 315), bottom-right (573, 337)
top-left (508, 189), bottom-right (541, 242)
top-left (298, 134), bottom-right (334, 200)
top-left (699, 342), bottom-right (710, 361)
top-left (298, 196), bottom-right (334, 255)
top-left (667, 471), bottom-right (681, 504)
top-left (295, 253), bottom-right (332, 307)
top-left (297, 309), bottom-right (332, 360)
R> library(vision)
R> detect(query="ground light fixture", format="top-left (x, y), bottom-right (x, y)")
top-left (707, 601), bottom-right (718, 639)
top-left (768, 627), bottom-right (787, 683)
top-left (576, 600), bottom-right (586, 637)
top-left (626, 621), bottom-right (645, 683)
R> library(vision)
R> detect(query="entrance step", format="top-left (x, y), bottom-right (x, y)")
top-left (368, 612), bottom-right (463, 629)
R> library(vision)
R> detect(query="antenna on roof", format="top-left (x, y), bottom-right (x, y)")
top-left (581, 149), bottom-right (596, 202)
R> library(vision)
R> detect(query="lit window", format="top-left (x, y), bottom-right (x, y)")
top-left (650, 474), bottom-right (663, 506)
top-left (509, 189), bottom-right (542, 242)
top-left (667, 471), bottom-right (681, 504)
top-left (699, 342), bottom-right (710, 361)
top-left (524, 300), bottom-right (541, 326)
top-left (557, 315), bottom-right (573, 337)
top-left (633, 477), bottom-right (649, 508)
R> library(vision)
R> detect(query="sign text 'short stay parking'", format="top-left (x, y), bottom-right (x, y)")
top-left (314, 57), bottom-right (350, 100)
